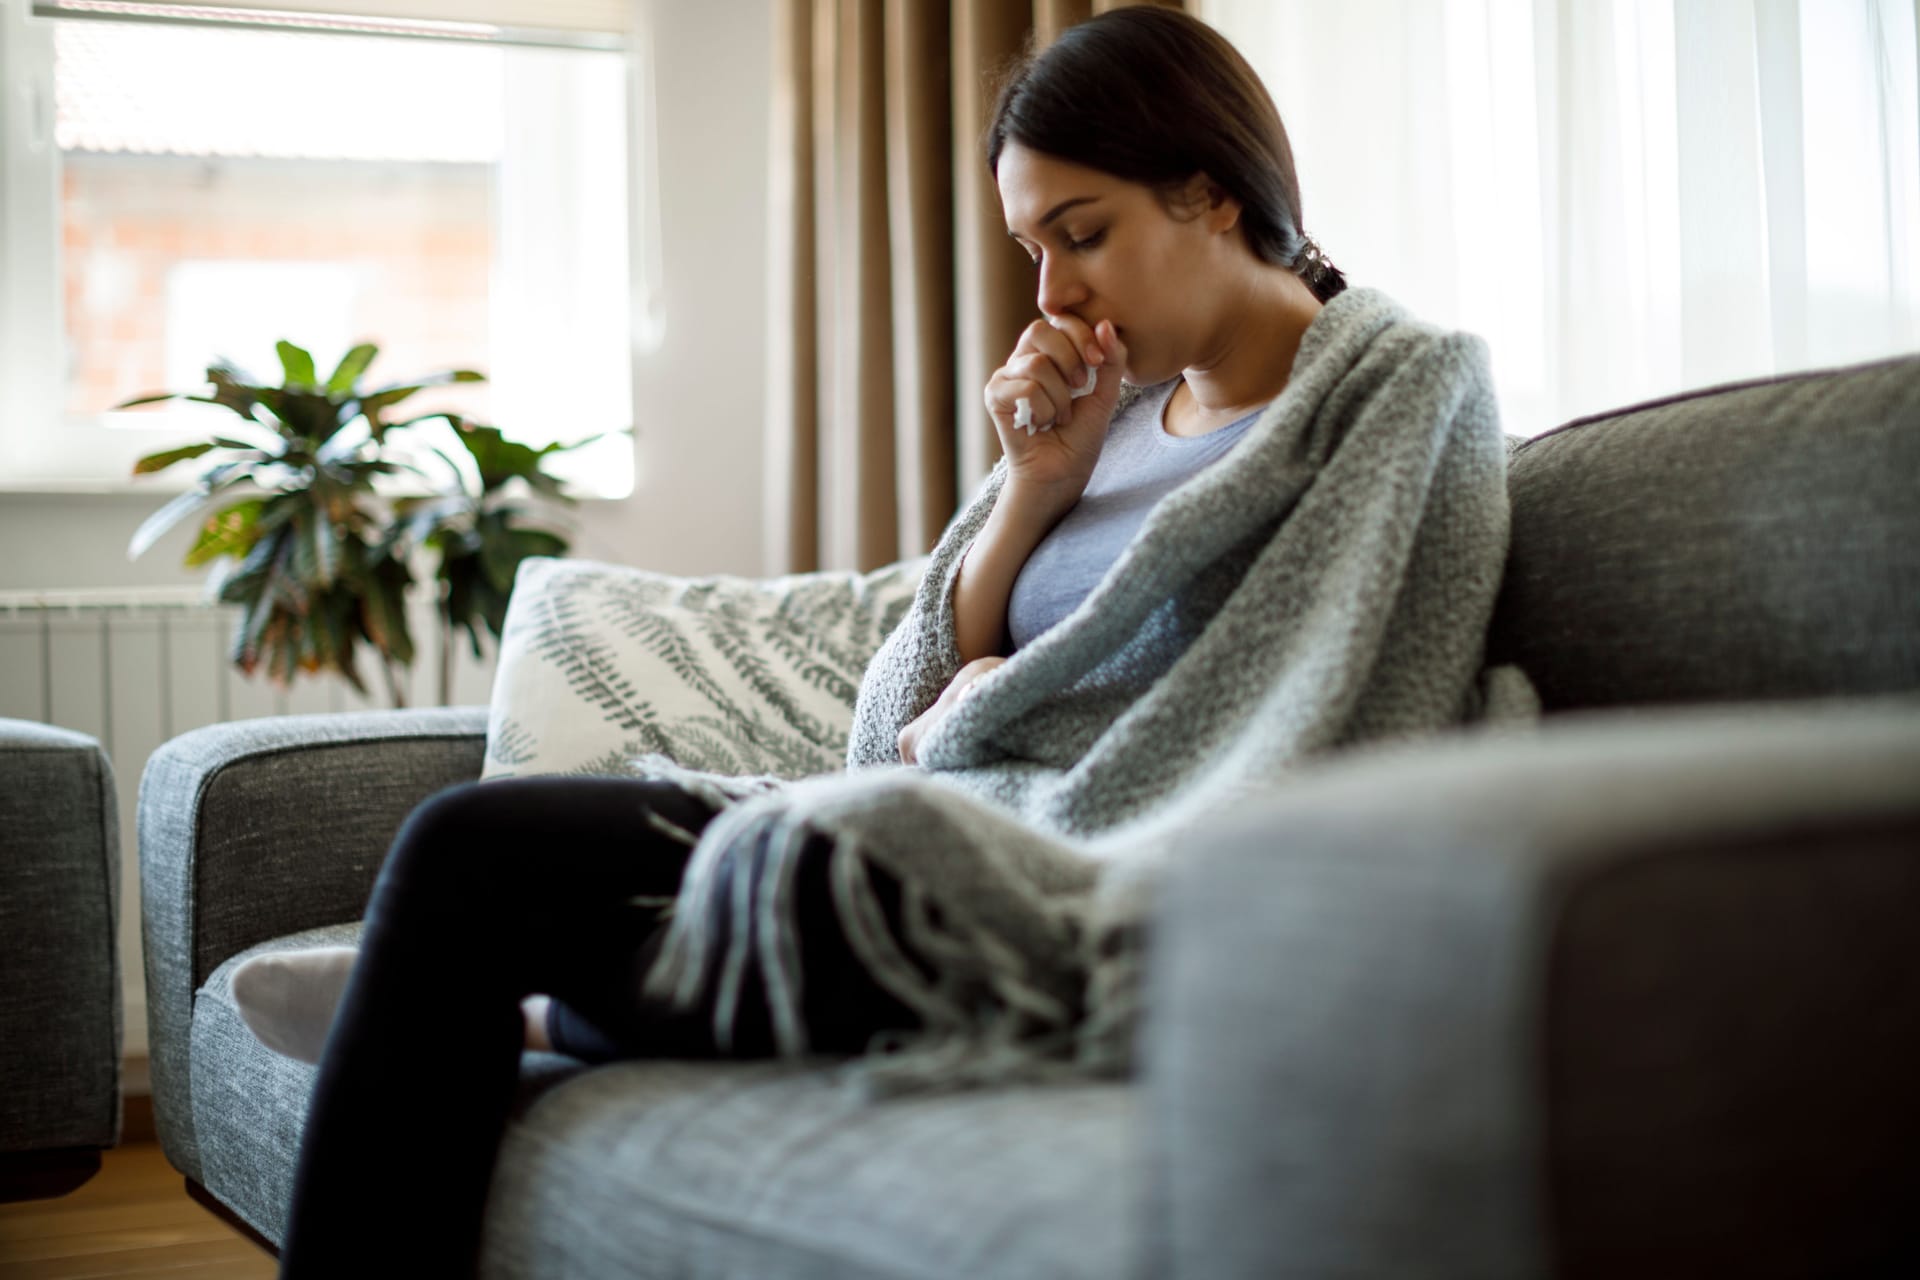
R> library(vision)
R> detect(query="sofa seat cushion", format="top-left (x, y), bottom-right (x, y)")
top-left (191, 925), bottom-right (1140, 1280)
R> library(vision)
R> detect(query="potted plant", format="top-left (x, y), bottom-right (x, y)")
top-left (385, 417), bottom-right (600, 706)
top-left (120, 340), bottom-right (592, 707)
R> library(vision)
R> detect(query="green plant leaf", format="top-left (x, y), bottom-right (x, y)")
top-left (207, 357), bottom-right (262, 387)
top-left (472, 571), bottom-right (514, 641)
top-left (356, 459), bottom-right (430, 479)
top-left (211, 434), bottom-right (277, 455)
top-left (477, 531), bottom-right (520, 594)
top-left (288, 509), bottom-right (318, 585)
top-left (386, 411), bottom-right (464, 433)
top-left (522, 470), bottom-right (570, 502)
top-left (298, 606), bottom-right (328, 674)
top-left (132, 443), bottom-right (217, 476)
top-left (397, 490), bottom-right (471, 545)
top-left (285, 504), bottom-right (342, 589)
top-left (313, 425), bottom-right (377, 465)
top-left (216, 525), bottom-right (286, 608)
top-left (420, 443), bottom-right (478, 498)
top-left (202, 363), bottom-right (272, 423)
top-left (312, 509), bottom-right (337, 585)
top-left (276, 341), bottom-right (318, 390)
top-left (540, 430), bottom-right (608, 456)
top-left (262, 532), bottom-right (309, 612)
top-left (126, 462), bottom-right (251, 560)
top-left (357, 372), bottom-right (484, 436)
top-left (509, 526), bottom-right (569, 560)
top-left (115, 391), bottom-right (182, 409)
top-left (326, 343), bottom-right (378, 397)
top-left (477, 523), bottom-right (568, 593)
top-left (319, 592), bottom-right (367, 695)
top-left (229, 581), bottom-right (278, 670)
top-left (362, 370), bottom-right (486, 400)
top-left (183, 498), bottom-right (264, 568)
top-left (356, 386), bottom-right (427, 428)
top-left (269, 613), bottom-right (300, 687)
top-left (360, 558), bottom-right (416, 667)
top-left (280, 392), bottom-right (340, 442)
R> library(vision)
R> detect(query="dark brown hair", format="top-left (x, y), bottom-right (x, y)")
top-left (985, 6), bottom-right (1346, 302)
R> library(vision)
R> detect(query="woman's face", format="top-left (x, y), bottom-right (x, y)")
top-left (997, 142), bottom-right (1241, 385)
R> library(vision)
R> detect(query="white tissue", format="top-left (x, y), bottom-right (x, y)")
top-left (1013, 366), bottom-right (1100, 437)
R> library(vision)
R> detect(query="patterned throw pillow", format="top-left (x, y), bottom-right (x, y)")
top-left (482, 556), bottom-right (926, 782)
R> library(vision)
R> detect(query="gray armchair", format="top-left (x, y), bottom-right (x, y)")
top-left (0, 719), bottom-right (123, 1202)
top-left (140, 351), bottom-right (1920, 1276)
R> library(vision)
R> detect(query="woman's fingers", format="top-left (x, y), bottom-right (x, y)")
top-left (1044, 313), bottom-right (1104, 377)
top-left (1018, 320), bottom-right (1095, 418)
top-left (898, 657), bottom-right (1007, 762)
top-left (985, 316), bottom-right (1111, 434)
top-left (1010, 350), bottom-right (1073, 424)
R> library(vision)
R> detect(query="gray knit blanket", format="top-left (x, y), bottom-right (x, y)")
top-left (638, 286), bottom-right (1541, 1099)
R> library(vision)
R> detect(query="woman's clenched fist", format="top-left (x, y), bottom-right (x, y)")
top-left (983, 315), bottom-right (1129, 509)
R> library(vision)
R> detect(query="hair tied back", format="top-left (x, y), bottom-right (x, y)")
top-left (1293, 235), bottom-right (1346, 300)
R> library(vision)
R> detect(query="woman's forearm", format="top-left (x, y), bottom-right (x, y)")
top-left (951, 481), bottom-right (1077, 663)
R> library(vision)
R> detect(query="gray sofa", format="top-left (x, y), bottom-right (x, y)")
top-left (1, 719), bottom-right (123, 1202)
top-left (140, 353), bottom-right (1920, 1277)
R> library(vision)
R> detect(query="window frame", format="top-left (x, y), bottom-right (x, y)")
top-left (0, 0), bottom-right (660, 497)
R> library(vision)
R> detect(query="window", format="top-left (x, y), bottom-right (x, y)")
top-left (0, 0), bottom-right (657, 497)
top-left (1199, 0), bottom-right (1920, 437)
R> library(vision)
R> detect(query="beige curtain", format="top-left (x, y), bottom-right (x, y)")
top-left (765, 0), bottom-right (1186, 574)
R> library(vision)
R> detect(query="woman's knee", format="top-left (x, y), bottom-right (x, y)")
top-left (377, 781), bottom-right (534, 901)
top-left (377, 776), bottom-right (704, 922)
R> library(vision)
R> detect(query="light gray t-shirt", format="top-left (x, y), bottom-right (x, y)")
top-left (1007, 376), bottom-right (1265, 652)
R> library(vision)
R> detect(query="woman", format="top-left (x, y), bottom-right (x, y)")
top-left (900, 6), bottom-right (1342, 761)
top-left (246, 9), bottom-right (1522, 1277)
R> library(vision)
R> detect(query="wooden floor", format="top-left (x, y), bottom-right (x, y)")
top-left (0, 1141), bottom-right (275, 1279)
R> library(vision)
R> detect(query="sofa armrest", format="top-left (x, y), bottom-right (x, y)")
top-left (138, 706), bottom-right (487, 1179)
top-left (1143, 695), bottom-right (1920, 1280)
top-left (0, 720), bottom-right (122, 1160)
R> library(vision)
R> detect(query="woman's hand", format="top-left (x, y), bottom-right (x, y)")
top-left (897, 656), bottom-right (1007, 764)
top-left (984, 315), bottom-right (1130, 513)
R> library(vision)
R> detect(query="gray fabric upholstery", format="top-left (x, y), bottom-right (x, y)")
top-left (478, 1067), bottom-right (1134, 1280)
top-left (1145, 694), bottom-right (1920, 1278)
top-left (188, 922), bottom-right (1138, 1280)
top-left (138, 707), bottom-right (488, 1181)
top-left (0, 719), bottom-right (122, 1154)
top-left (1490, 353), bottom-right (1920, 711)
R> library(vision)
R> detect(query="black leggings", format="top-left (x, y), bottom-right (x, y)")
top-left (275, 776), bottom-right (922, 1280)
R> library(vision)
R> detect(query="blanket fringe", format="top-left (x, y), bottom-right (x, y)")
top-left (638, 794), bottom-right (1105, 1098)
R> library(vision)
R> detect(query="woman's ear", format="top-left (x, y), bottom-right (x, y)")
top-left (1183, 171), bottom-right (1242, 234)
top-left (1204, 182), bottom-right (1242, 235)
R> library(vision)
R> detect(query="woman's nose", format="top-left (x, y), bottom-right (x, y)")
top-left (1036, 257), bottom-right (1084, 317)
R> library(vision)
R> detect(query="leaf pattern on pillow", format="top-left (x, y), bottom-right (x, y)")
top-left (483, 556), bottom-right (926, 782)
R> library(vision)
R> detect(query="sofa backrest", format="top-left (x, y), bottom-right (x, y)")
top-left (1488, 353), bottom-right (1920, 714)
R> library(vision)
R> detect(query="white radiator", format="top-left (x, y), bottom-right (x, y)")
top-left (0, 587), bottom-right (497, 1062)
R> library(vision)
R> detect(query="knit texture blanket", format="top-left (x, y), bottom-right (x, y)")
top-left (637, 286), bottom-right (1541, 1099)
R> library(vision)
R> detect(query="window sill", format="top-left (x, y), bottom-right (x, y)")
top-left (0, 474), bottom-right (632, 501)
top-left (0, 418), bottom-right (645, 502)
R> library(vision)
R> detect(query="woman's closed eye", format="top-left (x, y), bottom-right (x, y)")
top-left (1023, 229), bottom-right (1107, 267)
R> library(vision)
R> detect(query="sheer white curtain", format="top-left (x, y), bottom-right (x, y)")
top-left (1200, 0), bottom-right (1920, 436)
